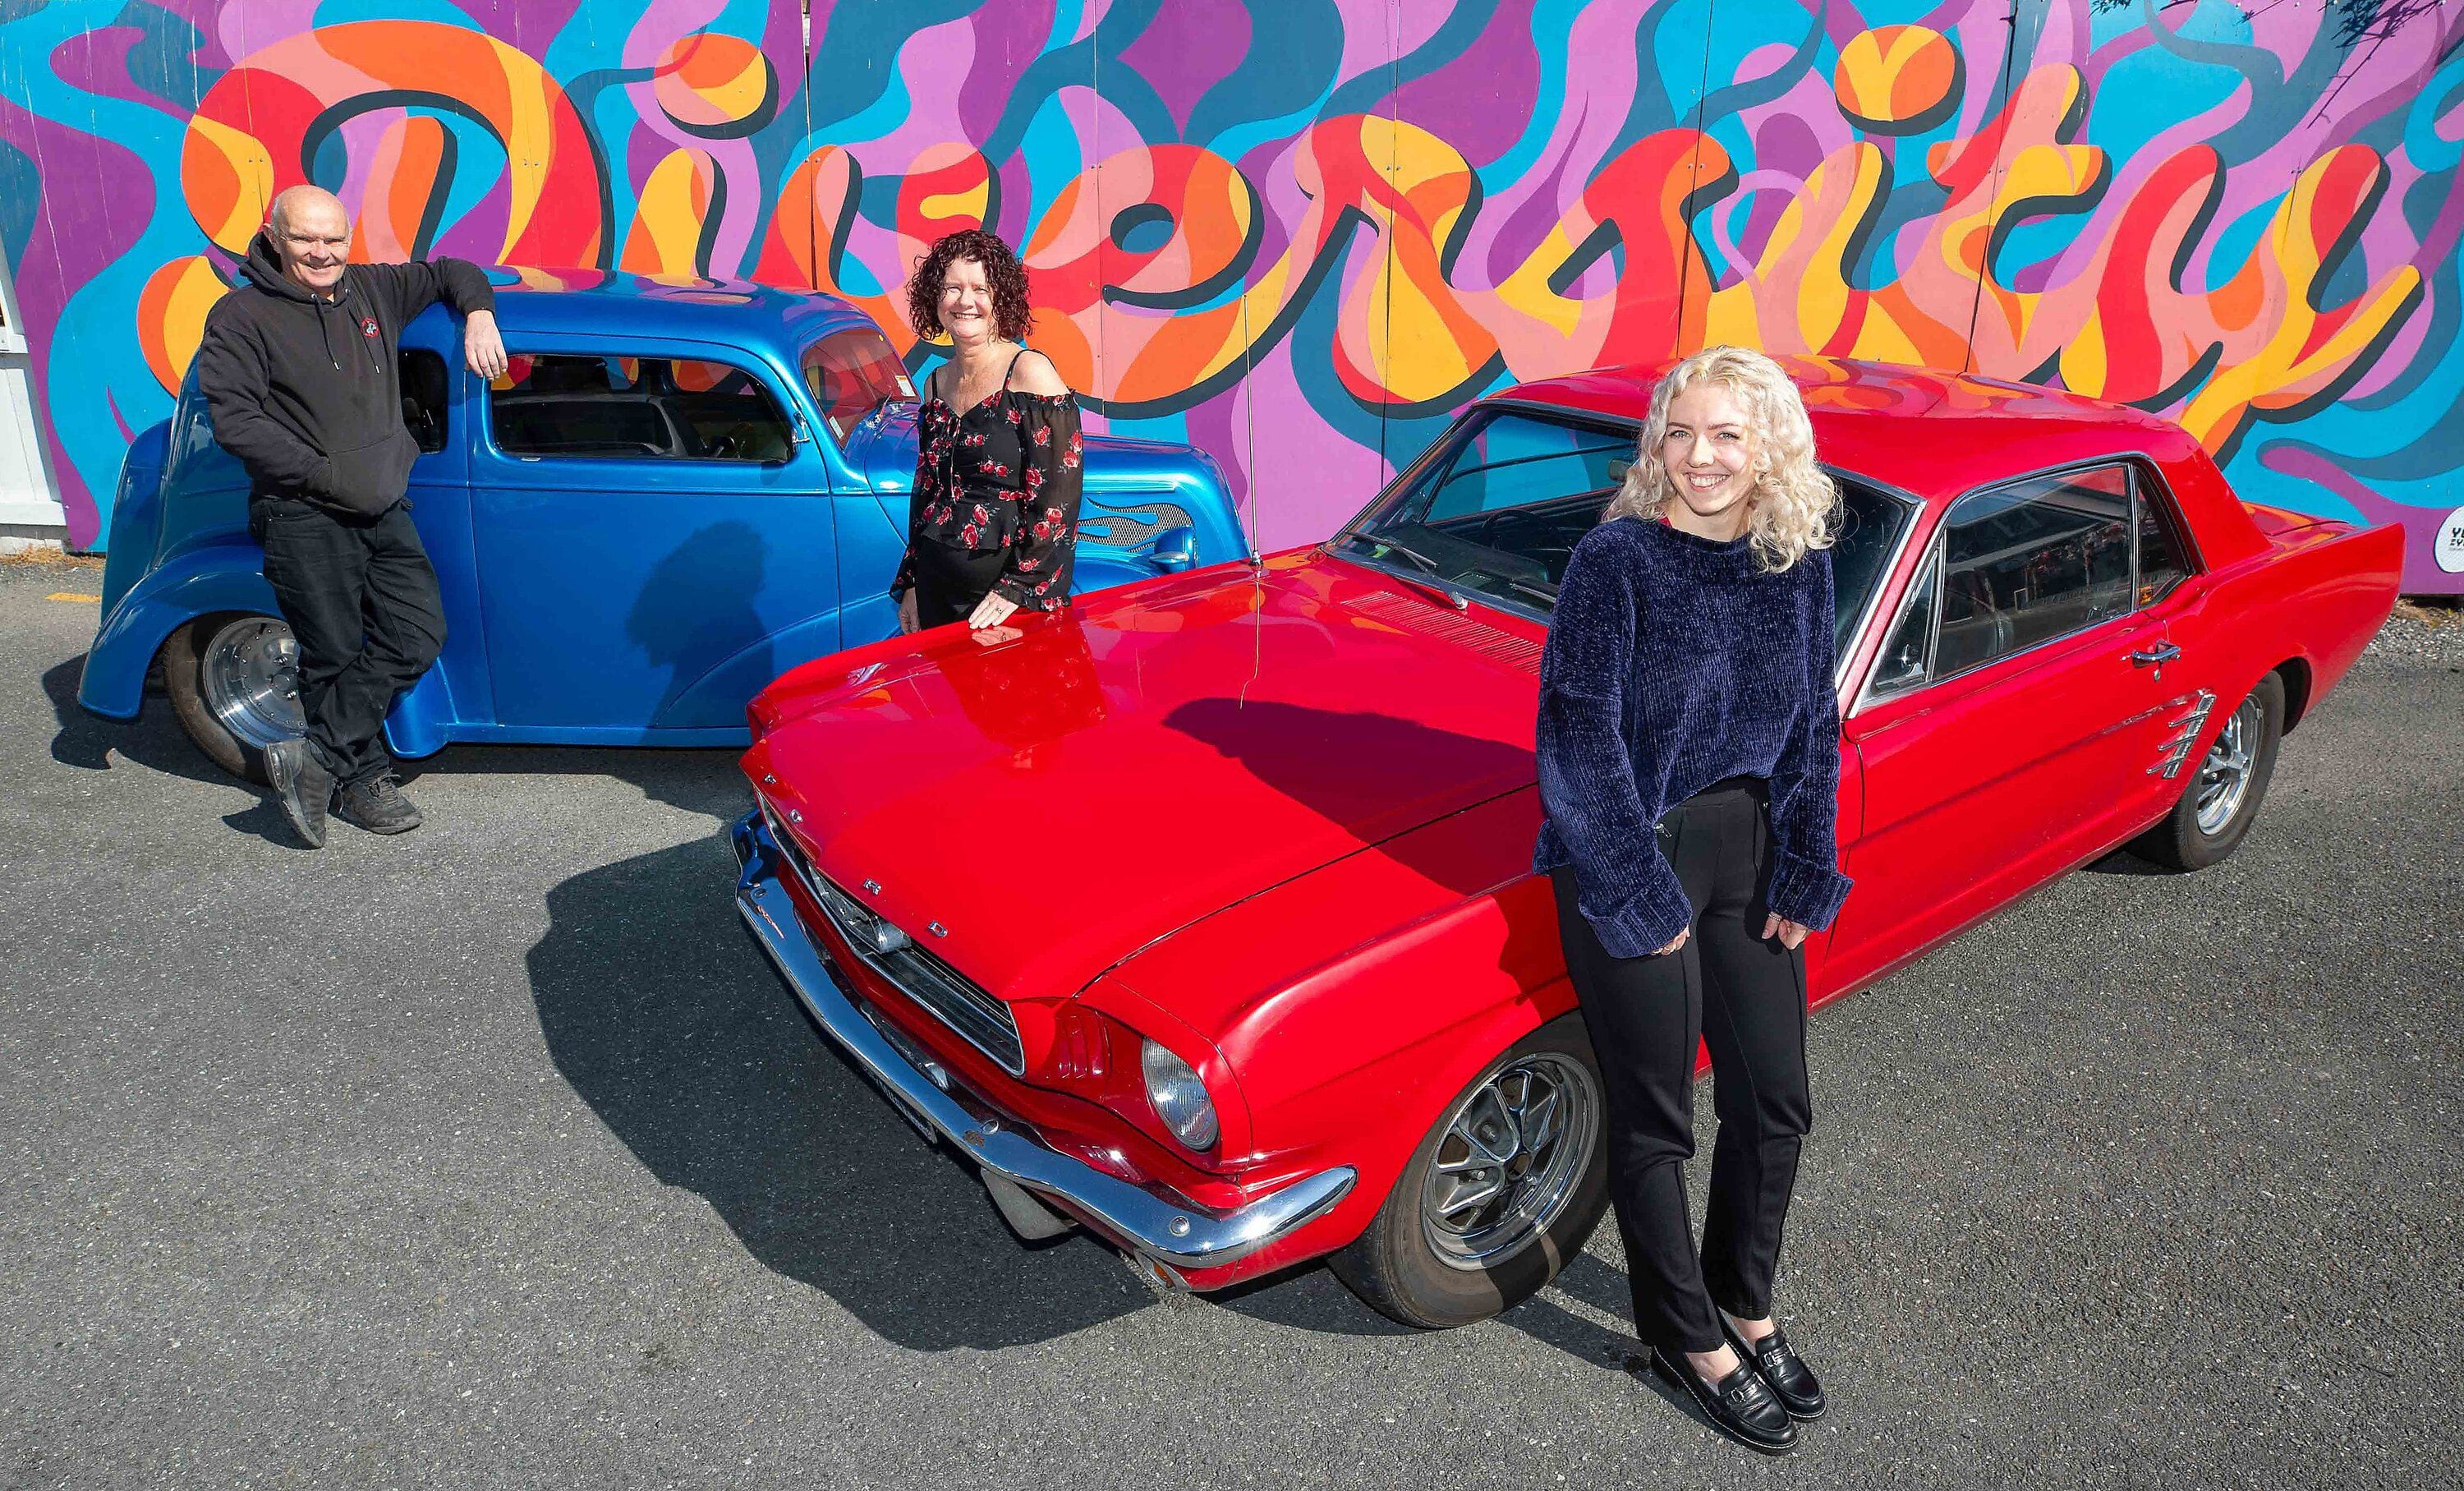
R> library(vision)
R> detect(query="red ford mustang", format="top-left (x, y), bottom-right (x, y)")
top-left (732, 357), bottom-right (2402, 1328)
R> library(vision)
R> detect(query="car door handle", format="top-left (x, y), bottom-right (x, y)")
top-left (2130, 642), bottom-right (2181, 668)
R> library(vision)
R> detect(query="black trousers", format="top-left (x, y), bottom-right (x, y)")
top-left (1551, 778), bottom-right (1813, 1355)
top-left (908, 540), bottom-right (1009, 628)
top-left (255, 499), bottom-right (446, 788)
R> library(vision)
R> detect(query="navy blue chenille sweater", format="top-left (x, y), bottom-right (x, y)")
top-left (1533, 516), bottom-right (1854, 958)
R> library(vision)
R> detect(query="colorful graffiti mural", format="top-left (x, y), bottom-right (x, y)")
top-left (2, 1), bottom-right (2457, 589)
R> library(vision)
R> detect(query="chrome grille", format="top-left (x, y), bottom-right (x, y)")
top-left (760, 802), bottom-right (1026, 1075)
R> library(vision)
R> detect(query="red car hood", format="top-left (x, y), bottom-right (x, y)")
top-left (746, 551), bottom-right (1544, 1010)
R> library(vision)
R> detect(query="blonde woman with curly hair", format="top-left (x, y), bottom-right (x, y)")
top-left (1533, 346), bottom-right (1850, 1454)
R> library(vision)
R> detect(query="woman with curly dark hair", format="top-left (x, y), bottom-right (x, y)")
top-left (889, 228), bottom-right (1084, 634)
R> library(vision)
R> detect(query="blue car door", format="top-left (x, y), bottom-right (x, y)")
top-left (466, 338), bottom-right (839, 735)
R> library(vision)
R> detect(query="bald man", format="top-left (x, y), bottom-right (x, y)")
top-left (194, 186), bottom-right (508, 847)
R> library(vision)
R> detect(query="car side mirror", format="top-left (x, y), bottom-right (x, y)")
top-left (1147, 525), bottom-right (1199, 573)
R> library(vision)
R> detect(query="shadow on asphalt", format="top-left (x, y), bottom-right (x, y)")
top-left (528, 828), bottom-right (1164, 1351)
top-left (525, 818), bottom-right (1674, 1356)
top-left (220, 797), bottom-right (311, 848)
top-left (2080, 847), bottom-right (2172, 877)
top-left (46, 647), bottom-right (756, 826)
top-left (1501, 1254), bottom-right (1751, 1429)
top-left (396, 742), bottom-right (752, 822)
top-left (56, 643), bottom-right (1760, 1373)
top-left (42, 654), bottom-right (230, 788)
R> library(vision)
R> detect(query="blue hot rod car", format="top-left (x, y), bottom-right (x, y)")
top-left (80, 273), bottom-right (1243, 780)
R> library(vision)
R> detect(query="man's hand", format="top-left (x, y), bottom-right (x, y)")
top-left (1760, 913), bottom-right (1813, 950)
top-left (463, 310), bottom-right (508, 381)
top-left (967, 591), bottom-right (1020, 632)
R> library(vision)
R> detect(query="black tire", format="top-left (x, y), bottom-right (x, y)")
top-left (2129, 671), bottom-right (2285, 871)
top-left (1330, 1015), bottom-right (1610, 1329)
top-left (161, 612), bottom-right (283, 785)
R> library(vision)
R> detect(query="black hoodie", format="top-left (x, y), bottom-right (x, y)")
top-left (193, 230), bottom-right (495, 518)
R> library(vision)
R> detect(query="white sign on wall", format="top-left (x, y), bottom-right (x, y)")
top-left (2437, 504), bottom-right (2464, 576)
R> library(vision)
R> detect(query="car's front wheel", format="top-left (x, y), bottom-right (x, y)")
top-left (162, 612), bottom-right (304, 785)
top-left (1330, 1015), bottom-right (1609, 1328)
top-left (2130, 671), bottom-right (2285, 871)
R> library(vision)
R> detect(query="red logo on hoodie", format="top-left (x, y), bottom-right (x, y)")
top-left (361, 317), bottom-right (380, 339)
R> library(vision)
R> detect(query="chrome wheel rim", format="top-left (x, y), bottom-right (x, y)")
top-left (2194, 695), bottom-right (2262, 835)
top-left (200, 616), bottom-right (305, 749)
top-left (1420, 1052), bottom-right (1599, 1270)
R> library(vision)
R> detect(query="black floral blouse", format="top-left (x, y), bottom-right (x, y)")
top-left (889, 362), bottom-right (1085, 611)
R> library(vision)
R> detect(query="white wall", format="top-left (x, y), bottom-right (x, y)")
top-left (0, 252), bottom-right (67, 537)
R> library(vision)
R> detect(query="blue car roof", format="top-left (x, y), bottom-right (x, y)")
top-left (456, 268), bottom-right (884, 361)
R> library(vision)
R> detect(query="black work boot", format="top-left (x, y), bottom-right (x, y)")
top-left (263, 737), bottom-right (333, 849)
top-left (335, 773), bottom-right (424, 835)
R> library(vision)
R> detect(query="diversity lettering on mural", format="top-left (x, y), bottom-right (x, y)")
top-left (0, 1), bottom-right (2456, 587)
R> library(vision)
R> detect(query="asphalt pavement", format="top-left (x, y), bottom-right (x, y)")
top-left (4, 558), bottom-right (2459, 1489)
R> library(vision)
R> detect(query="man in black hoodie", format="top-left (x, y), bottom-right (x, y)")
top-left (194, 186), bottom-right (507, 848)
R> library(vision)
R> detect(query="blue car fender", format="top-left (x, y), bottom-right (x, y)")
top-left (78, 540), bottom-right (281, 720)
top-left (80, 536), bottom-right (459, 762)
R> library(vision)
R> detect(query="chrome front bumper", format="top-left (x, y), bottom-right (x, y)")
top-left (731, 811), bottom-right (1356, 1273)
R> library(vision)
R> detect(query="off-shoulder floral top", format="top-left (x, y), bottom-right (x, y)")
top-left (888, 349), bottom-right (1085, 611)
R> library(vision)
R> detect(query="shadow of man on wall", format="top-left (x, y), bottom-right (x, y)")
top-left (526, 826), bottom-right (1157, 1350)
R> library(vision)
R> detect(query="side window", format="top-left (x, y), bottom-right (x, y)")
top-left (401, 349), bottom-right (448, 454)
top-left (489, 353), bottom-right (794, 462)
top-left (1828, 480), bottom-right (1915, 662)
top-left (2135, 469), bottom-right (2190, 608)
top-left (1866, 548), bottom-right (1939, 697)
top-left (1932, 466), bottom-right (2132, 676)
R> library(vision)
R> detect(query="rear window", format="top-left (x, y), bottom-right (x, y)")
top-left (489, 353), bottom-right (795, 462)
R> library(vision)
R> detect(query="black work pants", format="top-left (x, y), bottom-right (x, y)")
top-left (1551, 778), bottom-right (1813, 1355)
top-left (254, 498), bottom-right (445, 788)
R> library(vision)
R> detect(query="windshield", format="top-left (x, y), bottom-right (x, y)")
top-left (802, 327), bottom-right (916, 442)
top-left (1332, 404), bottom-right (1914, 660)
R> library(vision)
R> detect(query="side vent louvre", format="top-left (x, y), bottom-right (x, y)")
top-left (1345, 590), bottom-right (1543, 676)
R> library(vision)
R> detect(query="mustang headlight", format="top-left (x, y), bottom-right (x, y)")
top-left (1139, 1039), bottom-right (1220, 1151)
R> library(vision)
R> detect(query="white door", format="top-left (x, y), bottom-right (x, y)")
top-left (0, 253), bottom-right (66, 535)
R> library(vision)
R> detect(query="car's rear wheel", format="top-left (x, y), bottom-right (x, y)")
top-left (163, 612), bottom-right (304, 785)
top-left (2130, 671), bottom-right (2285, 871)
top-left (1330, 1015), bottom-right (1609, 1328)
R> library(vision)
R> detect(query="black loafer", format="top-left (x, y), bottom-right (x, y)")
top-left (1722, 1317), bottom-right (1826, 1421)
top-left (1644, 1345), bottom-right (1797, 1453)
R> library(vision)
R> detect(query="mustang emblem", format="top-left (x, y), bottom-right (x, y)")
top-left (2148, 689), bottom-right (2218, 778)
